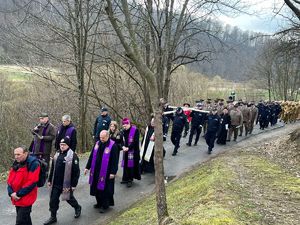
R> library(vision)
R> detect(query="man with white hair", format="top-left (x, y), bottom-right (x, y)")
top-left (55, 114), bottom-right (77, 152)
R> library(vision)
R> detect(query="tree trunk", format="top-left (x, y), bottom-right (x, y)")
top-left (153, 104), bottom-right (172, 224)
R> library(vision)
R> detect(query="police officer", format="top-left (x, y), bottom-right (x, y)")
top-left (186, 103), bottom-right (206, 146)
top-left (93, 107), bottom-right (112, 142)
top-left (161, 99), bottom-right (174, 141)
top-left (205, 108), bottom-right (220, 154)
top-left (171, 107), bottom-right (187, 156)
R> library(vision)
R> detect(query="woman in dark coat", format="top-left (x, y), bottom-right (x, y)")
top-left (217, 107), bottom-right (231, 145)
top-left (109, 121), bottom-right (123, 156)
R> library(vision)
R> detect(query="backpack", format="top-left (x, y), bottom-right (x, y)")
top-left (28, 158), bottom-right (48, 188)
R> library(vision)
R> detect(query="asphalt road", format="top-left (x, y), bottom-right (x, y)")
top-left (0, 122), bottom-right (287, 225)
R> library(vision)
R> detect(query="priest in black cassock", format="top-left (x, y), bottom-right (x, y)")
top-left (120, 117), bottom-right (141, 187)
top-left (84, 130), bottom-right (119, 213)
top-left (140, 118), bottom-right (155, 173)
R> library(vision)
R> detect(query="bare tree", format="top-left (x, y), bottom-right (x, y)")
top-left (104, 0), bottom-right (244, 223)
top-left (1, 0), bottom-right (107, 152)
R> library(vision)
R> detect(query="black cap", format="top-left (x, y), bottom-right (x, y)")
top-left (176, 107), bottom-right (183, 112)
top-left (39, 113), bottom-right (48, 118)
top-left (183, 103), bottom-right (190, 107)
top-left (101, 107), bottom-right (108, 112)
top-left (60, 137), bottom-right (70, 146)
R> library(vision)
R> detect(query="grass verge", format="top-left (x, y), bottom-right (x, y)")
top-left (107, 147), bottom-right (300, 225)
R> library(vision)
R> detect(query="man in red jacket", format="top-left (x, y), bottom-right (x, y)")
top-left (7, 146), bottom-right (40, 225)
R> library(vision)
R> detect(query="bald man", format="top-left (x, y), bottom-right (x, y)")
top-left (85, 130), bottom-right (119, 213)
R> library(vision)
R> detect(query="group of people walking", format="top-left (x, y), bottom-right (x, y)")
top-left (7, 109), bottom-right (143, 225)
top-left (161, 98), bottom-right (282, 156)
top-left (6, 99), bottom-right (283, 225)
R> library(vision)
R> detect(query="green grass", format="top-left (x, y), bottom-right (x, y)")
top-left (0, 65), bottom-right (32, 81)
top-left (107, 151), bottom-right (300, 225)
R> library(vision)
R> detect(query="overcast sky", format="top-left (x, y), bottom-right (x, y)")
top-left (218, 0), bottom-right (289, 33)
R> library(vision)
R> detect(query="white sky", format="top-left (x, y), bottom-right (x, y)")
top-left (218, 0), bottom-right (289, 33)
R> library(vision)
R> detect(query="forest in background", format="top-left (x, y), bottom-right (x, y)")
top-left (0, 0), bottom-right (298, 177)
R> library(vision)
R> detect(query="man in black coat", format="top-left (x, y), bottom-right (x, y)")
top-left (93, 107), bottom-right (112, 142)
top-left (205, 108), bottom-right (221, 154)
top-left (186, 103), bottom-right (207, 146)
top-left (171, 107), bottom-right (187, 156)
top-left (85, 130), bottom-right (119, 213)
top-left (44, 137), bottom-right (81, 225)
top-left (120, 118), bottom-right (141, 187)
top-left (161, 98), bottom-right (174, 141)
top-left (217, 107), bottom-right (231, 145)
top-left (55, 114), bottom-right (77, 151)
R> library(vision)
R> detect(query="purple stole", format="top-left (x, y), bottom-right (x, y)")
top-left (33, 123), bottom-right (49, 153)
top-left (121, 126), bottom-right (137, 168)
top-left (58, 125), bottom-right (75, 138)
top-left (89, 139), bottom-right (115, 190)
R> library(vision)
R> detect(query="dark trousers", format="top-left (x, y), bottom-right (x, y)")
top-left (188, 125), bottom-right (202, 145)
top-left (49, 186), bottom-right (80, 214)
top-left (95, 195), bottom-right (111, 209)
top-left (163, 118), bottom-right (170, 136)
top-left (16, 206), bottom-right (32, 225)
top-left (171, 131), bottom-right (181, 153)
top-left (229, 125), bottom-right (238, 141)
top-left (205, 131), bottom-right (217, 151)
top-left (183, 122), bottom-right (189, 135)
top-left (122, 166), bottom-right (134, 182)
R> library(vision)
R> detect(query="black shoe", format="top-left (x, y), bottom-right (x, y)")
top-left (239, 134), bottom-right (242, 136)
top-left (99, 207), bottom-right (108, 213)
top-left (207, 147), bottom-right (212, 154)
top-left (172, 152), bottom-right (177, 156)
top-left (127, 181), bottom-right (132, 188)
top-left (163, 136), bottom-right (166, 141)
top-left (74, 205), bottom-right (81, 218)
top-left (43, 216), bottom-right (57, 225)
top-left (94, 204), bottom-right (100, 208)
top-left (120, 180), bottom-right (128, 184)
top-left (186, 143), bottom-right (191, 146)
top-left (193, 143), bottom-right (197, 146)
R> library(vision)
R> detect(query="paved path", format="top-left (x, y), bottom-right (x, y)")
top-left (0, 122), bottom-right (291, 225)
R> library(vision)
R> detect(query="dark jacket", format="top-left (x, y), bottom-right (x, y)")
top-left (48, 149), bottom-right (80, 188)
top-left (93, 115), bottom-right (112, 141)
top-left (172, 113), bottom-right (187, 133)
top-left (55, 123), bottom-right (77, 151)
top-left (109, 131), bottom-right (123, 152)
top-left (29, 121), bottom-right (56, 155)
top-left (190, 111), bottom-right (206, 127)
top-left (207, 114), bottom-right (221, 133)
top-left (7, 155), bottom-right (40, 207)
